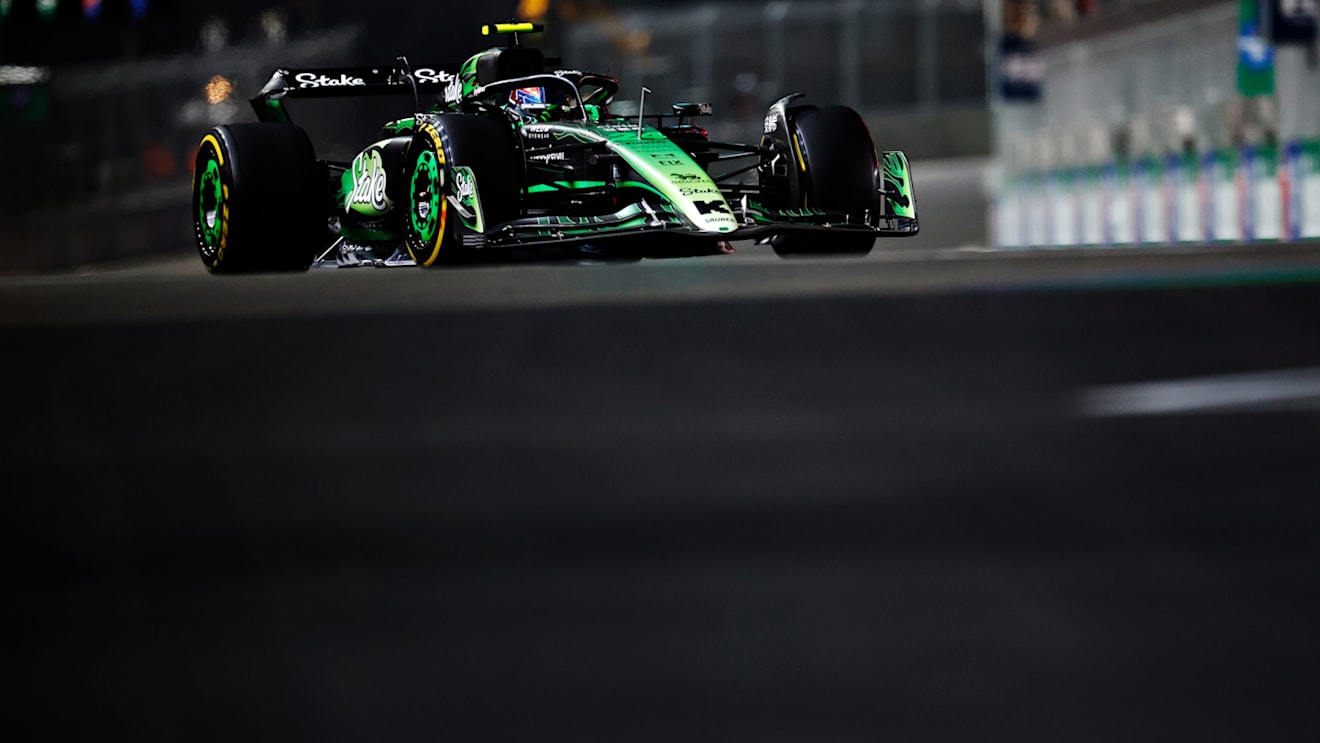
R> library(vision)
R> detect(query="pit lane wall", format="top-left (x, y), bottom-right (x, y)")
top-left (992, 0), bottom-right (1320, 248)
top-left (995, 141), bottom-right (1320, 248)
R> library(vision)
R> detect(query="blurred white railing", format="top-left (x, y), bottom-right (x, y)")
top-left (991, 1), bottom-right (1320, 249)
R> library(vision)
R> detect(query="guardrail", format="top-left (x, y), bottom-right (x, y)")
top-left (994, 139), bottom-right (1320, 248)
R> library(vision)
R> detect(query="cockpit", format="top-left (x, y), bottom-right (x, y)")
top-left (451, 34), bottom-right (621, 123)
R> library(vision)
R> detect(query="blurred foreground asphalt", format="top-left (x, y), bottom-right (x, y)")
top-left (5, 244), bottom-right (1320, 742)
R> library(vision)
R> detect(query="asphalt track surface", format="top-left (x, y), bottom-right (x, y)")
top-left (6, 242), bottom-right (1320, 742)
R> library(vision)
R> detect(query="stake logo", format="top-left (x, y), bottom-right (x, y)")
top-left (295, 72), bottom-right (366, 88)
top-left (349, 149), bottom-right (392, 214)
top-left (415, 68), bottom-right (464, 103)
top-left (454, 169), bottom-right (476, 201)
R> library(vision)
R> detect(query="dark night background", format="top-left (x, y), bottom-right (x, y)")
top-left (5, 2), bottom-right (1320, 742)
top-left (0, 1), bottom-right (522, 64)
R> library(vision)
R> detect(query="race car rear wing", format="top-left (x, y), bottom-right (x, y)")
top-left (250, 56), bottom-right (564, 123)
top-left (250, 62), bottom-right (464, 123)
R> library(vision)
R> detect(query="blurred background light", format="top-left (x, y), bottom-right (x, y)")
top-left (199, 16), bottom-right (229, 53)
top-left (204, 74), bottom-right (234, 105)
top-left (518, 0), bottom-right (549, 21)
top-left (259, 9), bottom-right (287, 45)
top-left (0, 65), bottom-right (50, 85)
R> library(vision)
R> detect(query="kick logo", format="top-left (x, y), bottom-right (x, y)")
top-left (349, 149), bottom-right (392, 214)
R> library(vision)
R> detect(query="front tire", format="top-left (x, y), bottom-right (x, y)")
top-left (192, 124), bottom-right (324, 273)
top-left (769, 105), bottom-right (879, 257)
top-left (403, 115), bottom-right (520, 267)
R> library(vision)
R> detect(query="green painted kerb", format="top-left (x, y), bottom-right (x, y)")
top-left (198, 156), bottom-right (224, 248)
top-left (410, 149), bottom-right (441, 243)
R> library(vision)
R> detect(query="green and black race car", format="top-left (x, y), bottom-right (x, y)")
top-left (192, 22), bottom-right (917, 272)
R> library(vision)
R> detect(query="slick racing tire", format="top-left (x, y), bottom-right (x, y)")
top-left (403, 115), bottom-right (520, 267)
top-left (193, 124), bottom-right (324, 273)
top-left (771, 105), bottom-right (879, 257)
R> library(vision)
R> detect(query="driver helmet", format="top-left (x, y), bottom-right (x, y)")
top-left (510, 86), bottom-right (575, 121)
top-left (511, 86), bottom-right (547, 106)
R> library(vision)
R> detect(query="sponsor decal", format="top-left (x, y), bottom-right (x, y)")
top-left (763, 113), bottom-right (779, 134)
top-left (671, 173), bottom-right (707, 183)
top-left (449, 166), bottom-right (484, 233)
top-left (349, 148), bottom-right (392, 214)
top-left (295, 72), bottom-right (366, 88)
top-left (414, 68), bottom-right (463, 103)
top-left (454, 169), bottom-right (475, 201)
top-left (680, 186), bottom-right (720, 196)
top-left (413, 68), bottom-right (450, 84)
top-left (523, 127), bottom-right (553, 140)
top-left (696, 201), bottom-right (733, 215)
top-left (694, 201), bottom-right (736, 229)
top-left (530, 151), bottom-right (567, 162)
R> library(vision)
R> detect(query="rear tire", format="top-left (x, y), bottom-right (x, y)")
top-left (403, 115), bottom-right (521, 267)
top-left (769, 105), bottom-right (879, 257)
top-left (192, 124), bottom-right (324, 273)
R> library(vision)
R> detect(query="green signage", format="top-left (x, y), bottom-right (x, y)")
top-left (1237, 0), bottom-right (1276, 96)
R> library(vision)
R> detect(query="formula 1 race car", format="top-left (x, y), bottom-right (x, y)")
top-left (192, 22), bottom-right (917, 272)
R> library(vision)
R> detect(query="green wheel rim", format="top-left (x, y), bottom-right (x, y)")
top-left (197, 153), bottom-right (225, 254)
top-left (410, 149), bottom-right (442, 245)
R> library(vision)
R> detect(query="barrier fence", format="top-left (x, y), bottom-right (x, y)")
top-left (995, 139), bottom-right (1320, 248)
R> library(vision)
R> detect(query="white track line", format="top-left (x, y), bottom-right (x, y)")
top-left (1081, 367), bottom-right (1320, 417)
